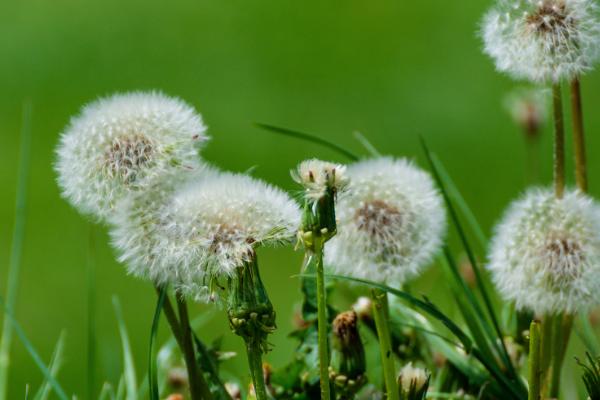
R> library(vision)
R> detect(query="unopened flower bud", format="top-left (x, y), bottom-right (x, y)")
top-left (398, 363), bottom-right (429, 400)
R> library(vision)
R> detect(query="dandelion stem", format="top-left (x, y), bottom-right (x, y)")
top-left (539, 315), bottom-right (554, 396)
top-left (371, 289), bottom-right (399, 400)
top-left (153, 286), bottom-right (183, 347)
top-left (175, 294), bottom-right (213, 400)
top-left (246, 340), bottom-right (268, 400)
top-left (528, 320), bottom-right (541, 400)
top-left (552, 83), bottom-right (565, 199)
top-left (570, 77), bottom-right (588, 192)
top-left (549, 314), bottom-right (574, 398)
top-left (315, 241), bottom-right (332, 400)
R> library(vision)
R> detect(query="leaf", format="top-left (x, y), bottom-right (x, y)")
top-left (33, 330), bottom-right (66, 400)
top-left (353, 131), bottom-right (381, 157)
top-left (0, 296), bottom-right (68, 400)
top-left (0, 101), bottom-right (33, 400)
top-left (148, 286), bottom-right (167, 400)
top-left (254, 123), bottom-right (360, 161)
top-left (112, 296), bottom-right (137, 400)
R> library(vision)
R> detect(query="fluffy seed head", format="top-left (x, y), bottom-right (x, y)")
top-left (325, 157), bottom-right (446, 287)
top-left (488, 188), bottom-right (600, 315)
top-left (56, 91), bottom-right (208, 220)
top-left (292, 159), bottom-right (349, 200)
top-left (110, 171), bottom-right (300, 302)
top-left (482, 0), bottom-right (600, 82)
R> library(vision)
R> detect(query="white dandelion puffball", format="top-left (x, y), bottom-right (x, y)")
top-left (111, 171), bottom-right (300, 301)
top-left (488, 188), bottom-right (600, 315)
top-left (292, 158), bottom-right (349, 200)
top-left (56, 91), bottom-right (208, 220)
top-left (325, 157), bottom-right (446, 287)
top-left (482, 0), bottom-right (600, 83)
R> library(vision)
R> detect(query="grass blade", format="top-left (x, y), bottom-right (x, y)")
top-left (33, 330), bottom-right (66, 400)
top-left (0, 296), bottom-right (68, 400)
top-left (148, 286), bottom-right (167, 400)
top-left (0, 101), bottom-right (33, 399)
top-left (255, 122), bottom-right (360, 161)
top-left (575, 315), bottom-right (600, 357)
top-left (87, 225), bottom-right (96, 400)
top-left (353, 131), bottom-right (381, 157)
top-left (112, 296), bottom-right (137, 400)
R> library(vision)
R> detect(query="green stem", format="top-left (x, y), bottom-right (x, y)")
top-left (87, 226), bottom-right (96, 400)
top-left (176, 294), bottom-right (213, 400)
top-left (528, 321), bottom-right (541, 400)
top-left (539, 315), bottom-right (554, 397)
top-left (552, 83), bottom-right (565, 199)
top-left (549, 314), bottom-right (574, 398)
top-left (246, 340), bottom-right (268, 400)
top-left (570, 77), bottom-right (587, 193)
top-left (315, 243), bottom-right (332, 400)
top-left (371, 289), bottom-right (399, 400)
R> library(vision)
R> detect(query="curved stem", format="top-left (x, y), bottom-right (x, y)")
top-left (371, 289), bottom-right (399, 400)
top-left (570, 77), bottom-right (588, 193)
top-left (315, 244), bottom-right (332, 400)
top-left (246, 340), bottom-right (268, 400)
top-left (176, 294), bottom-right (213, 400)
top-left (528, 320), bottom-right (541, 400)
top-left (552, 83), bottom-right (565, 199)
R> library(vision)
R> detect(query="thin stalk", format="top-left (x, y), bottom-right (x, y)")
top-left (315, 243), bottom-right (331, 400)
top-left (570, 77), bottom-right (587, 192)
top-left (549, 314), bottom-right (574, 398)
top-left (0, 102), bottom-right (32, 400)
top-left (246, 341), bottom-right (268, 400)
top-left (371, 289), bottom-right (399, 400)
top-left (176, 295), bottom-right (213, 400)
top-left (87, 225), bottom-right (96, 400)
top-left (528, 321), bottom-right (541, 400)
top-left (153, 286), bottom-right (183, 347)
top-left (539, 315), bottom-right (554, 397)
top-left (552, 84), bottom-right (565, 199)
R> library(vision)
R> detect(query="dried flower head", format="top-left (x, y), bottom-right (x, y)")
top-left (292, 159), bottom-right (349, 200)
top-left (482, 0), bottom-right (600, 82)
top-left (56, 91), bottom-right (208, 220)
top-left (488, 188), bottom-right (600, 315)
top-left (325, 157), bottom-right (446, 287)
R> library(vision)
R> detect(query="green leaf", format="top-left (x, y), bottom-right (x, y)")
top-left (0, 296), bottom-right (68, 400)
top-left (0, 101), bottom-right (33, 400)
top-left (353, 131), bottom-right (381, 157)
top-left (192, 334), bottom-right (231, 399)
top-left (33, 330), bottom-right (66, 400)
top-left (254, 122), bottom-right (360, 161)
top-left (148, 286), bottom-right (167, 400)
top-left (112, 296), bottom-right (137, 400)
top-left (575, 315), bottom-right (600, 357)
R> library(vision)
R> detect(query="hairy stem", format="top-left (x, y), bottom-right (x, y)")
top-left (246, 340), bottom-right (268, 400)
top-left (371, 289), bottom-right (399, 400)
top-left (528, 320), bottom-right (541, 400)
top-left (552, 84), bottom-right (566, 199)
top-left (570, 77), bottom-right (588, 192)
top-left (176, 294), bottom-right (213, 400)
top-left (315, 243), bottom-right (332, 400)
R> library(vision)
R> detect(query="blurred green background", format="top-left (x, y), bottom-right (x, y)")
top-left (2, 0), bottom-right (600, 398)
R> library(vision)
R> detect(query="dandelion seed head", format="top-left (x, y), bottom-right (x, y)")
top-left (292, 159), bottom-right (349, 200)
top-left (482, 0), bottom-right (600, 82)
top-left (55, 91), bottom-right (208, 220)
top-left (325, 157), bottom-right (446, 287)
top-left (488, 188), bottom-right (600, 315)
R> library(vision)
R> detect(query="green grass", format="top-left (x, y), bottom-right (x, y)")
top-left (1, 0), bottom-right (600, 398)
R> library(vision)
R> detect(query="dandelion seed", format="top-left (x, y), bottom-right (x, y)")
top-left (488, 187), bottom-right (600, 315)
top-left (325, 157), bottom-right (446, 287)
top-left (55, 91), bottom-right (208, 220)
top-left (482, 0), bottom-right (600, 82)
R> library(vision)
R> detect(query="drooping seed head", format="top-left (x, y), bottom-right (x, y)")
top-left (482, 0), bottom-right (600, 82)
top-left (325, 157), bottom-right (446, 287)
top-left (488, 187), bottom-right (600, 315)
top-left (55, 91), bottom-right (208, 220)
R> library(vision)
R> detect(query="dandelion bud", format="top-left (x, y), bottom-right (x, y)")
top-left (488, 188), bottom-right (600, 315)
top-left (504, 88), bottom-right (548, 140)
top-left (55, 91), bottom-right (208, 220)
top-left (332, 311), bottom-right (366, 379)
top-left (225, 382), bottom-right (242, 399)
top-left (293, 159), bottom-right (348, 243)
top-left (397, 363), bottom-right (429, 400)
top-left (482, 0), bottom-right (600, 83)
top-left (325, 157), bottom-right (446, 287)
top-left (352, 296), bottom-right (373, 321)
